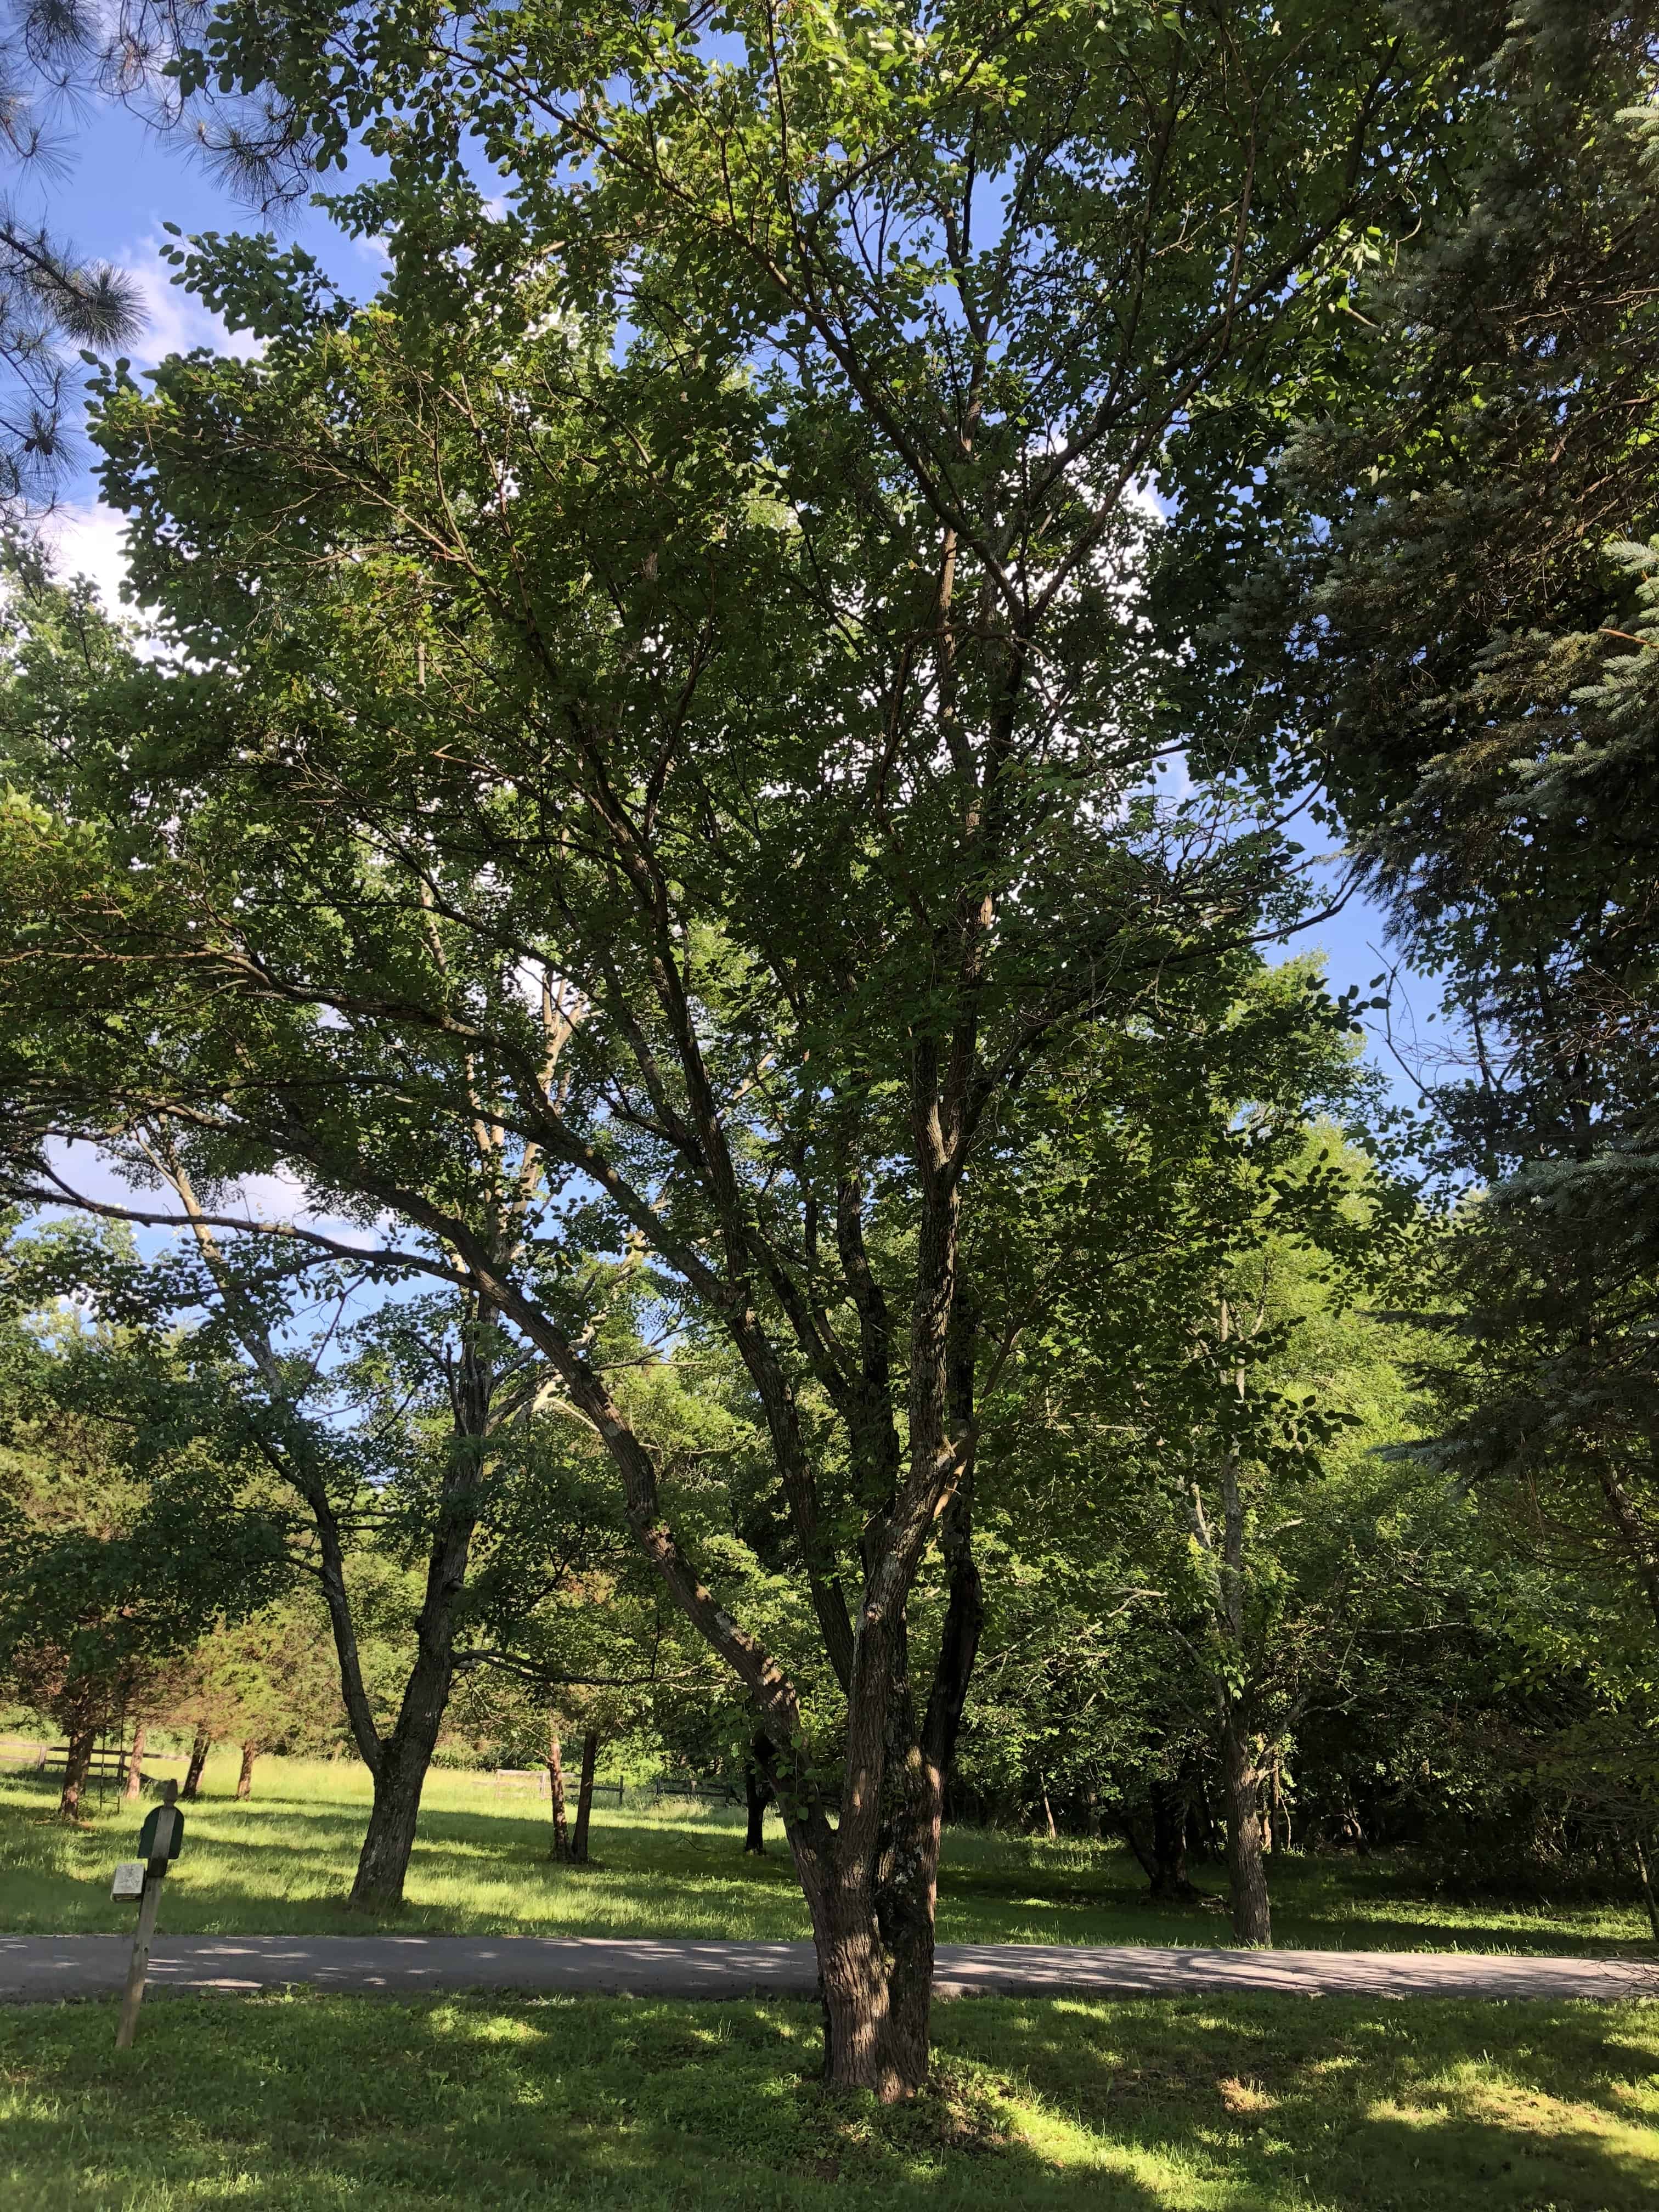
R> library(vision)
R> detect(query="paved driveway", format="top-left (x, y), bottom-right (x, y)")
top-left (3, 1934), bottom-right (1654, 2005)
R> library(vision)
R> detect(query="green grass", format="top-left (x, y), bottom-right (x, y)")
top-left (3, 1754), bottom-right (1652, 1954)
top-left (3, 1988), bottom-right (1658, 2209)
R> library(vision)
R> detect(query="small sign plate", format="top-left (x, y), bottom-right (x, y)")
top-left (111, 1860), bottom-right (145, 1901)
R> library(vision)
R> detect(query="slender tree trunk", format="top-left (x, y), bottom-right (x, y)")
top-left (123, 1722), bottom-right (146, 1803)
top-left (182, 1729), bottom-right (210, 1801)
top-left (1630, 1832), bottom-right (1659, 1944)
top-left (571, 1730), bottom-right (599, 1864)
top-left (347, 1333), bottom-right (491, 1912)
top-left (546, 1724), bottom-right (571, 1863)
top-left (58, 1723), bottom-right (96, 1820)
top-left (1221, 1706), bottom-right (1272, 1946)
top-left (1201, 1436), bottom-right (1272, 1945)
top-left (236, 1741), bottom-right (257, 1800)
top-left (1041, 1781), bottom-right (1058, 1840)
top-left (348, 1548), bottom-right (477, 1910)
top-left (1150, 1776), bottom-right (1197, 1899)
top-left (743, 1747), bottom-right (770, 1855)
top-left (347, 1487), bottom-right (484, 1910)
top-left (169, 1174), bottom-right (492, 1918)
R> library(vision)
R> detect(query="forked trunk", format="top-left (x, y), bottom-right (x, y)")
top-left (58, 1724), bottom-right (95, 1820)
top-left (347, 1459), bottom-right (482, 1911)
top-left (787, 1531), bottom-right (972, 2102)
top-left (182, 1729), bottom-right (210, 1799)
top-left (123, 1722), bottom-right (146, 1803)
top-left (571, 1730), bottom-right (599, 1863)
top-left (351, 1735), bottom-right (435, 1910)
top-left (546, 1725), bottom-right (571, 1862)
top-left (236, 1741), bottom-right (257, 1800)
top-left (1221, 1708), bottom-right (1272, 1946)
top-left (1121, 1776), bottom-right (1198, 1900)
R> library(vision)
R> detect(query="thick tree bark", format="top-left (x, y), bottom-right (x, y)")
top-left (1221, 1707), bottom-right (1272, 1946)
top-left (57, 1723), bottom-right (95, 1820)
top-left (571, 1729), bottom-right (599, 1864)
top-left (182, 1728), bottom-right (210, 1800)
top-left (351, 1735), bottom-right (436, 1906)
top-left (236, 1741), bottom-right (257, 1800)
top-left (546, 1725), bottom-right (571, 1863)
top-left (780, 1413), bottom-right (984, 2101)
top-left (123, 1722), bottom-right (146, 1803)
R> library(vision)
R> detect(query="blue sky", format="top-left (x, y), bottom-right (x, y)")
top-left (30, 88), bottom-right (1437, 1128)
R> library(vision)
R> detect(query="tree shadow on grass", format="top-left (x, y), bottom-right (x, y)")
top-left (3, 1990), bottom-right (1656, 2211)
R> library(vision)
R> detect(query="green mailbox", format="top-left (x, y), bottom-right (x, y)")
top-left (137, 1803), bottom-right (185, 1864)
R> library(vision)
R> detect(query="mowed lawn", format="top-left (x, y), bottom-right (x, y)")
top-left (2, 1754), bottom-right (1654, 1954)
top-left (4, 1988), bottom-right (1658, 2211)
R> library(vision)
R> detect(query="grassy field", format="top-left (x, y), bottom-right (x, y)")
top-left (3, 1753), bottom-right (1653, 1954)
top-left (3, 1987), bottom-right (1657, 2210)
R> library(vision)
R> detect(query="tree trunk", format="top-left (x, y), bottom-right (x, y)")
top-left (236, 1741), bottom-right (257, 1800)
top-left (58, 1723), bottom-right (96, 1820)
top-left (1126, 1774), bottom-right (1200, 1900)
top-left (793, 1837), bottom-right (935, 2103)
top-left (1221, 1707), bottom-right (1272, 1946)
top-left (571, 1729), bottom-right (599, 1864)
top-left (1630, 1831), bottom-right (1659, 1945)
top-left (346, 1345), bottom-right (490, 1912)
top-left (349, 1736), bottom-right (439, 1910)
top-left (546, 1725), bottom-right (571, 1863)
top-left (123, 1722), bottom-right (146, 1803)
top-left (786, 1430), bottom-right (982, 2102)
top-left (743, 1747), bottom-right (770, 1855)
top-left (182, 1729), bottom-right (210, 1800)
top-left (1151, 1778), bottom-right (1195, 1897)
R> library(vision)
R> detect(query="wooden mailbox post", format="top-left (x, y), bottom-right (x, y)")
top-left (115, 1799), bottom-right (183, 2049)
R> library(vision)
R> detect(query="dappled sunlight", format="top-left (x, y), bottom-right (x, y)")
top-left (5, 1762), bottom-right (1655, 1958)
top-left (4, 1990), bottom-right (1658, 2209)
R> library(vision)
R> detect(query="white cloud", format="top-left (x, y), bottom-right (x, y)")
top-left (42, 499), bottom-right (134, 612)
top-left (38, 1139), bottom-right (400, 1252)
top-left (121, 235), bottom-right (263, 369)
top-left (41, 239), bottom-right (267, 616)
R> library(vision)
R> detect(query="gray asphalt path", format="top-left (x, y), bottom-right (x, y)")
top-left (2, 1934), bottom-right (1654, 2006)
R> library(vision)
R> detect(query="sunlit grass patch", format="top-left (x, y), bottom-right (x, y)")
top-left (4, 1991), bottom-right (1656, 2209)
top-left (3, 1754), bottom-right (1654, 1955)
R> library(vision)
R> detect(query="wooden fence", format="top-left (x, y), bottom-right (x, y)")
top-left (484, 1769), bottom-right (627, 1805)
